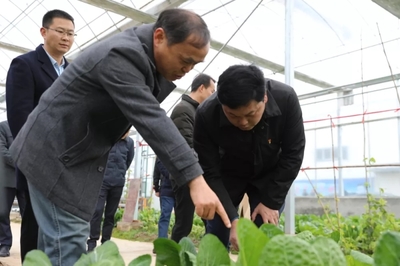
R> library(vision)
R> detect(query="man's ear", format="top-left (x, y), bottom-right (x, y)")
top-left (264, 94), bottom-right (268, 103)
top-left (40, 27), bottom-right (47, 38)
top-left (153, 28), bottom-right (166, 47)
top-left (198, 84), bottom-right (205, 92)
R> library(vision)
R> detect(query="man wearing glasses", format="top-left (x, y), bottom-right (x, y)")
top-left (5, 9), bottom-right (75, 263)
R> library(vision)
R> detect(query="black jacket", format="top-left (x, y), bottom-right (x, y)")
top-left (153, 158), bottom-right (174, 197)
top-left (194, 79), bottom-right (305, 221)
top-left (170, 94), bottom-right (199, 149)
top-left (0, 121), bottom-right (15, 188)
top-left (103, 137), bottom-right (134, 187)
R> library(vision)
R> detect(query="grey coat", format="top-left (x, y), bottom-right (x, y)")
top-left (10, 23), bottom-right (203, 222)
top-left (0, 121), bottom-right (15, 188)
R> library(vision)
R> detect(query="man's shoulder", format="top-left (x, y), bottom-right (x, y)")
top-left (194, 94), bottom-right (221, 128)
top-left (265, 79), bottom-right (301, 118)
top-left (112, 27), bottom-right (153, 61)
top-left (197, 93), bottom-right (220, 115)
top-left (8, 46), bottom-right (46, 74)
top-left (0, 121), bottom-right (6, 134)
top-left (266, 79), bottom-right (297, 98)
top-left (77, 29), bottom-right (146, 63)
top-left (112, 28), bottom-right (143, 50)
top-left (171, 97), bottom-right (196, 118)
top-left (12, 49), bottom-right (37, 65)
top-left (125, 136), bottom-right (134, 146)
top-left (84, 28), bottom-right (150, 74)
top-left (176, 97), bottom-right (195, 109)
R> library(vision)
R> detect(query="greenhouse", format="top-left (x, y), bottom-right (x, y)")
top-left (0, 0), bottom-right (399, 265)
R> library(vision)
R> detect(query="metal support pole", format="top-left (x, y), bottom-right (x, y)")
top-left (133, 133), bottom-right (143, 220)
top-left (337, 121), bottom-right (344, 196)
top-left (395, 79), bottom-right (400, 168)
top-left (134, 134), bottom-right (142, 179)
top-left (336, 96), bottom-right (344, 196)
top-left (284, 0), bottom-right (295, 235)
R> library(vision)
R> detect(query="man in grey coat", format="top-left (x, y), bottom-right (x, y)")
top-left (10, 8), bottom-right (230, 265)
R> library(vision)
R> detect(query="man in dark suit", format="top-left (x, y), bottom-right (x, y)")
top-left (9, 8), bottom-right (229, 266)
top-left (5, 9), bottom-right (74, 262)
top-left (0, 121), bottom-right (25, 257)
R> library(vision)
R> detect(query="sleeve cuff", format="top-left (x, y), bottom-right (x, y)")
top-left (231, 216), bottom-right (239, 222)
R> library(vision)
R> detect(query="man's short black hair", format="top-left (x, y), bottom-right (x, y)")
top-left (154, 9), bottom-right (210, 48)
top-left (42, 10), bottom-right (74, 28)
top-left (191, 73), bottom-right (215, 92)
top-left (217, 65), bottom-right (266, 109)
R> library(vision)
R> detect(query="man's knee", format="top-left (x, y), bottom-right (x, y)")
top-left (103, 211), bottom-right (116, 221)
top-left (207, 215), bottom-right (229, 234)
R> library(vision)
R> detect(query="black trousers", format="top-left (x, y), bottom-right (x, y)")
top-left (171, 185), bottom-right (207, 243)
top-left (207, 180), bottom-right (285, 248)
top-left (20, 189), bottom-right (38, 263)
top-left (88, 185), bottom-right (123, 246)
top-left (0, 187), bottom-right (25, 247)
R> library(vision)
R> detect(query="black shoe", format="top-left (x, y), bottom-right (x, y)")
top-left (87, 242), bottom-right (96, 252)
top-left (0, 245), bottom-right (10, 257)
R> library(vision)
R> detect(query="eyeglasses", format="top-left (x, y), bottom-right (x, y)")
top-left (46, 27), bottom-right (77, 38)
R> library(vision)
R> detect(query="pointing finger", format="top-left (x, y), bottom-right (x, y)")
top-left (216, 201), bottom-right (231, 228)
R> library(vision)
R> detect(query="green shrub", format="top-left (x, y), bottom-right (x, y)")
top-left (279, 194), bottom-right (400, 255)
top-left (114, 207), bottom-right (124, 225)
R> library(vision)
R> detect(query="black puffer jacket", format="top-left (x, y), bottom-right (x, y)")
top-left (103, 137), bottom-right (134, 187)
top-left (170, 94), bottom-right (199, 148)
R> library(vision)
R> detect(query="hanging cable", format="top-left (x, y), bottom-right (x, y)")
top-left (220, 0), bottom-right (258, 56)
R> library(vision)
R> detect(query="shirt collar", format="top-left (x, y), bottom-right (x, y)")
top-left (134, 23), bottom-right (156, 72)
top-left (43, 45), bottom-right (65, 67)
top-left (182, 94), bottom-right (199, 108)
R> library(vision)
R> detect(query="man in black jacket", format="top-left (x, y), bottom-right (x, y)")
top-left (87, 131), bottom-right (134, 251)
top-left (193, 65), bottom-right (305, 250)
top-left (170, 73), bottom-right (215, 242)
top-left (0, 121), bottom-right (25, 257)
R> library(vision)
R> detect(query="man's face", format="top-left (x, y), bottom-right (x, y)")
top-left (222, 95), bottom-right (267, 131)
top-left (153, 28), bottom-right (209, 81)
top-left (41, 17), bottom-right (75, 56)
